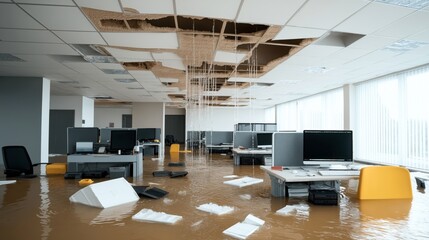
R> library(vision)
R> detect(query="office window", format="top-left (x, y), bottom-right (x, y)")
top-left (355, 65), bottom-right (429, 171)
top-left (276, 88), bottom-right (343, 131)
top-left (265, 106), bottom-right (276, 123)
top-left (276, 101), bottom-right (297, 131)
top-left (296, 88), bottom-right (343, 130)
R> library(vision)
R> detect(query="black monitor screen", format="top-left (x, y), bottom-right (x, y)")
top-left (256, 133), bottom-right (273, 148)
top-left (303, 130), bottom-right (353, 162)
top-left (110, 130), bottom-right (136, 153)
top-left (137, 128), bottom-right (159, 142)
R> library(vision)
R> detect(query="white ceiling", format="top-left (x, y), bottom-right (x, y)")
top-left (1, 0), bottom-right (429, 109)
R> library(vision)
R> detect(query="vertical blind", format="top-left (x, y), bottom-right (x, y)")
top-left (264, 106), bottom-right (276, 123)
top-left (275, 88), bottom-right (343, 131)
top-left (355, 65), bottom-right (429, 170)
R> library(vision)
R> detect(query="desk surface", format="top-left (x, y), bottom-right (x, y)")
top-left (232, 148), bottom-right (272, 154)
top-left (260, 165), bottom-right (359, 182)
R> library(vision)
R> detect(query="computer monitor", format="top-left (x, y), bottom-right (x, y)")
top-left (303, 130), bottom-right (353, 167)
top-left (110, 130), bottom-right (137, 154)
top-left (256, 132), bottom-right (273, 149)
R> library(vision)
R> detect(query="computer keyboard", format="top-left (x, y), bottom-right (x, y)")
top-left (318, 170), bottom-right (360, 176)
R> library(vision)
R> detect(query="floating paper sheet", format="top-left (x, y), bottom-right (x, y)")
top-left (223, 175), bottom-right (239, 179)
top-left (223, 176), bottom-right (263, 187)
top-left (132, 208), bottom-right (182, 224)
top-left (223, 214), bottom-right (265, 240)
top-left (276, 204), bottom-right (310, 216)
top-left (196, 203), bottom-right (234, 215)
top-left (0, 180), bottom-right (16, 186)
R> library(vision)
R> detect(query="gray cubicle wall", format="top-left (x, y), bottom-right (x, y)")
top-left (272, 132), bottom-right (303, 166)
top-left (205, 131), bottom-right (233, 145)
top-left (233, 132), bottom-right (259, 149)
top-left (67, 127), bottom-right (100, 154)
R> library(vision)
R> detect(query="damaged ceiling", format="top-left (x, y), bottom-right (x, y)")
top-left (1, 0), bottom-right (429, 108)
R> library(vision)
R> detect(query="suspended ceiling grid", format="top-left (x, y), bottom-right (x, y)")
top-left (0, 0), bottom-right (429, 108)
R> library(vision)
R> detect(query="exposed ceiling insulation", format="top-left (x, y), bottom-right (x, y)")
top-left (81, 7), bottom-right (314, 106)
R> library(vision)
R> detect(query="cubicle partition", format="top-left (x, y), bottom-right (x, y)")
top-left (233, 132), bottom-right (258, 149)
top-left (67, 127), bottom-right (99, 154)
top-left (272, 132), bottom-right (303, 166)
top-left (100, 128), bottom-right (122, 144)
top-left (205, 131), bottom-right (233, 145)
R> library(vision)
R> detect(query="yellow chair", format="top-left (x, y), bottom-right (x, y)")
top-left (170, 144), bottom-right (180, 153)
top-left (357, 166), bottom-right (413, 200)
top-left (46, 163), bottom-right (67, 175)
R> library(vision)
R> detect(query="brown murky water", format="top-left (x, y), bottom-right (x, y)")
top-left (1, 152), bottom-right (428, 240)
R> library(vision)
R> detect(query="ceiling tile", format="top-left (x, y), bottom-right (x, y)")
top-left (334, 2), bottom-right (415, 35)
top-left (160, 77), bottom-right (178, 83)
top-left (21, 5), bottom-right (96, 31)
top-left (54, 31), bottom-right (106, 44)
top-left (288, 0), bottom-right (369, 29)
top-left (121, 0), bottom-right (174, 14)
top-left (104, 47), bottom-right (154, 62)
top-left (129, 70), bottom-right (159, 82)
top-left (274, 26), bottom-right (327, 40)
top-left (237, 0), bottom-right (305, 25)
top-left (74, 0), bottom-right (122, 12)
top-left (0, 42), bottom-right (79, 55)
top-left (101, 32), bottom-right (179, 49)
top-left (152, 52), bottom-right (185, 70)
top-left (0, 29), bottom-right (62, 43)
top-left (0, 3), bottom-right (44, 29)
top-left (63, 62), bottom-right (103, 74)
top-left (93, 62), bottom-right (124, 70)
top-left (15, 0), bottom-right (75, 5)
top-left (374, 10), bottom-right (429, 38)
top-left (175, 0), bottom-right (241, 20)
top-left (348, 35), bottom-right (397, 51)
top-left (214, 50), bottom-right (247, 64)
top-left (408, 28), bottom-right (429, 42)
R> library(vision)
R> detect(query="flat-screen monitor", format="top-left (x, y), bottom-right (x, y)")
top-left (110, 130), bottom-right (136, 154)
top-left (137, 128), bottom-right (160, 142)
top-left (256, 132), bottom-right (273, 149)
top-left (303, 130), bottom-right (353, 166)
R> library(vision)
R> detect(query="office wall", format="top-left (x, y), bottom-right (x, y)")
top-left (0, 77), bottom-right (50, 165)
top-left (94, 107), bottom-right (132, 128)
top-left (132, 103), bottom-right (164, 128)
top-left (186, 108), bottom-right (266, 131)
top-left (50, 96), bottom-right (92, 127)
top-left (82, 96), bottom-right (94, 127)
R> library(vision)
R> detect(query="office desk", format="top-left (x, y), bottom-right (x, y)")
top-left (232, 148), bottom-right (272, 165)
top-left (67, 153), bottom-right (143, 177)
top-left (261, 166), bottom-right (359, 197)
top-left (206, 144), bottom-right (233, 154)
top-left (141, 142), bottom-right (161, 156)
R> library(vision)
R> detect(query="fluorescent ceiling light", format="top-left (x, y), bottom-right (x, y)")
top-left (383, 39), bottom-right (428, 52)
top-left (376, 0), bottom-right (429, 9)
top-left (100, 69), bottom-right (128, 74)
top-left (114, 78), bottom-right (137, 83)
top-left (84, 55), bottom-right (117, 63)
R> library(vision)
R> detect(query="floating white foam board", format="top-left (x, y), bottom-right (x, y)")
top-left (223, 176), bottom-right (263, 187)
top-left (0, 180), bottom-right (16, 185)
top-left (69, 177), bottom-right (139, 208)
top-left (223, 214), bottom-right (264, 240)
top-left (132, 208), bottom-right (182, 224)
top-left (196, 203), bottom-right (234, 215)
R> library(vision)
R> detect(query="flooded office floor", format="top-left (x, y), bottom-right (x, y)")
top-left (1, 152), bottom-right (428, 240)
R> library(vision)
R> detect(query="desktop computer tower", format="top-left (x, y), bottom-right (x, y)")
top-left (308, 189), bottom-right (338, 205)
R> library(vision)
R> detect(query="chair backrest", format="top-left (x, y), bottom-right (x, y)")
top-left (357, 166), bottom-right (412, 200)
top-left (170, 144), bottom-right (180, 153)
top-left (2, 146), bottom-right (34, 176)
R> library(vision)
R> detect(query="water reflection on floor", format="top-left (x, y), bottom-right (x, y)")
top-left (1, 152), bottom-right (428, 240)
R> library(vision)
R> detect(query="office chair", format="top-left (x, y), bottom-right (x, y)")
top-left (2, 145), bottom-right (48, 178)
top-left (357, 166), bottom-right (413, 200)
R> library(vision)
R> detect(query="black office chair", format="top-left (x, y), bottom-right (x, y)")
top-left (2, 145), bottom-right (48, 178)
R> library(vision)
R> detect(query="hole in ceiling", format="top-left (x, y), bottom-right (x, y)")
top-left (315, 31), bottom-right (365, 47)
top-left (224, 22), bottom-right (269, 35)
top-left (127, 16), bottom-right (176, 30)
top-left (190, 77), bottom-right (228, 91)
top-left (122, 62), bottom-right (157, 70)
top-left (177, 16), bottom-right (223, 33)
top-left (266, 38), bottom-right (307, 46)
top-left (238, 44), bottom-right (294, 67)
top-left (100, 19), bottom-right (127, 29)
